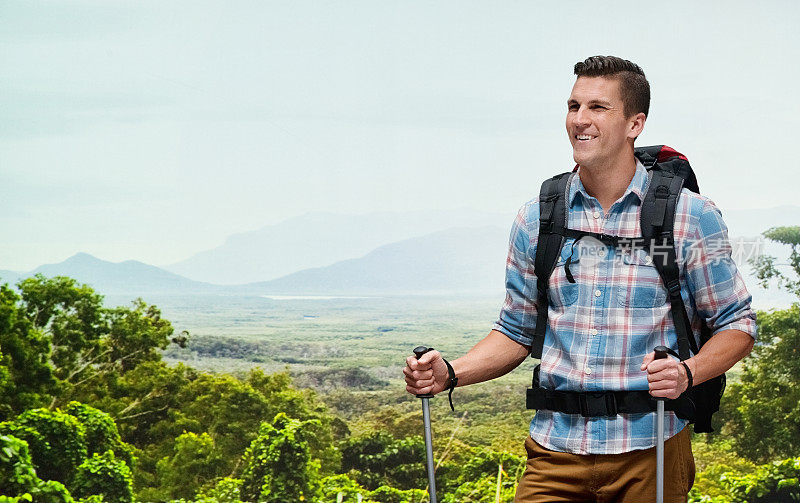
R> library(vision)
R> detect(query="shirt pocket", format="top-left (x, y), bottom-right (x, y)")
top-left (615, 249), bottom-right (668, 308)
top-left (549, 239), bottom-right (579, 307)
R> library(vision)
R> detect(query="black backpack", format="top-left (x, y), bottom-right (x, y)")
top-left (524, 145), bottom-right (724, 433)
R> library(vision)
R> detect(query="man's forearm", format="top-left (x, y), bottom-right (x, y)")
top-left (686, 329), bottom-right (754, 386)
top-left (450, 329), bottom-right (530, 387)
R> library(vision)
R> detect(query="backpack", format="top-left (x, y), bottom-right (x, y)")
top-left (524, 145), bottom-right (724, 433)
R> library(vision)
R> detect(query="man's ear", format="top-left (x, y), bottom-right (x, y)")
top-left (628, 112), bottom-right (646, 140)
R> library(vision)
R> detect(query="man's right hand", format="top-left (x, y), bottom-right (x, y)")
top-left (404, 349), bottom-right (449, 396)
top-left (403, 330), bottom-right (529, 397)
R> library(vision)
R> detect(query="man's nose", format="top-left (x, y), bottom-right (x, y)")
top-left (572, 106), bottom-right (590, 127)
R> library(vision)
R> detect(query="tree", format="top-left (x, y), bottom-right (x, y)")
top-left (319, 474), bottom-right (367, 502)
top-left (179, 372), bottom-right (279, 469)
top-left (85, 361), bottom-right (198, 501)
top-left (0, 403), bottom-right (136, 503)
top-left (0, 434), bottom-right (40, 496)
top-left (77, 362), bottom-right (338, 502)
top-left (712, 227), bottom-right (800, 463)
top-left (339, 432), bottom-right (426, 491)
top-left (71, 451), bottom-right (133, 503)
top-left (240, 413), bottom-right (322, 503)
top-left (155, 432), bottom-right (226, 501)
top-left (194, 477), bottom-right (245, 503)
top-left (368, 485), bottom-right (427, 503)
top-left (720, 304), bottom-right (800, 462)
top-left (688, 436), bottom-right (756, 501)
top-left (0, 408), bottom-right (87, 485)
top-left (17, 275), bottom-right (107, 384)
top-left (440, 448), bottom-right (525, 503)
top-left (62, 402), bottom-right (134, 468)
top-left (688, 457), bottom-right (800, 503)
top-left (7, 276), bottom-right (186, 409)
top-left (181, 369), bottom-right (339, 474)
top-left (0, 284), bottom-right (56, 418)
top-left (104, 299), bottom-right (176, 373)
top-left (0, 434), bottom-right (73, 503)
top-left (724, 457), bottom-right (800, 502)
top-left (751, 226), bottom-right (800, 299)
top-left (442, 477), bottom-right (517, 503)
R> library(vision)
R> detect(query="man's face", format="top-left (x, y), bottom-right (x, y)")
top-left (566, 76), bottom-right (641, 168)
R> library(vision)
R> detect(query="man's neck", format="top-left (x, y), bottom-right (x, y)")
top-left (577, 153), bottom-right (637, 213)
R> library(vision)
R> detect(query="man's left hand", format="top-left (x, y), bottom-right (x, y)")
top-left (640, 352), bottom-right (690, 400)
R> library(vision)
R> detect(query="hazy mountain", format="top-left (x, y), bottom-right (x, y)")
top-left (164, 206), bottom-right (799, 286)
top-left (165, 209), bottom-right (511, 285)
top-left (4, 203), bottom-right (797, 304)
top-left (26, 253), bottom-right (220, 296)
top-left (241, 225), bottom-right (795, 310)
top-left (242, 226), bottom-right (510, 296)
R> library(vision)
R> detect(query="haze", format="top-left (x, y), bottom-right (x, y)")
top-left (2, 0), bottom-right (798, 271)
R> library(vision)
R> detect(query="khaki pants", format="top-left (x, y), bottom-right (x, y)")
top-left (514, 426), bottom-right (695, 503)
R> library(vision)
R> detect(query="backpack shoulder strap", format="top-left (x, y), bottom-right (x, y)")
top-left (637, 145), bottom-right (700, 359)
top-left (530, 171), bottom-right (572, 358)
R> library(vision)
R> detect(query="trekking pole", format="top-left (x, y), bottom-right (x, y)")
top-left (653, 345), bottom-right (669, 503)
top-left (413, 345), bottom-right (438, 503)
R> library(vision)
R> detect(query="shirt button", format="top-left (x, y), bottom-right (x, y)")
top-left (594, 289), bottom-right (602, 297)
top-left (590, 328), bottom-right (599, 336)
top-left (593, 210), bottom-right (601, 219)
top-left (645, 255), bottom-right (653, 264)
top-left (584, 366), bottom-right (593, 375)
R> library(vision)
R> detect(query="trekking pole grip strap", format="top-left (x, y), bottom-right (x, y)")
top-left (442, 358), bottom-right (458, 412)
top-left (682, 361), bottom-right (693, 389)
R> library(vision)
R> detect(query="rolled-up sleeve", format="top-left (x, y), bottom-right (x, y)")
top-left (683, 198), bottom-right (757, 339)
top-left (493, 201), bottom-right (540, 347)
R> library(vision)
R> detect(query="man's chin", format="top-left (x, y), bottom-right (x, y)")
top-left (572, 150), bottom-right (591, 167)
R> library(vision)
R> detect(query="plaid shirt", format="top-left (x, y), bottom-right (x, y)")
top-left (493, 160), bottom-right (757, 455)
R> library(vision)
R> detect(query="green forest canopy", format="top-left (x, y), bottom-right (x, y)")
top-left (1, 232), bottom-right (800, 503)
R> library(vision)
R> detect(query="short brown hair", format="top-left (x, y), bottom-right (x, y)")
top-left (574, 56), bottom-right (650, 118)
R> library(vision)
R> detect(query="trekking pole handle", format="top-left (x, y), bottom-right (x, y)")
top-left (414, 346), bottom-right (432, 360)
top-left (653, 346), bottom-right (669, 402)
top-left (653, 346), bottom-right (669, 361)
top-left (412, 346), bottom-right (435, 399)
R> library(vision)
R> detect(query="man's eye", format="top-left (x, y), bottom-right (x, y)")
top-left (568, 104), bottom-right (579, 111)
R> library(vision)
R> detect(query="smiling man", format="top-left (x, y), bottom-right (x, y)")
top-left (403, 55), bottom-right (757, 502)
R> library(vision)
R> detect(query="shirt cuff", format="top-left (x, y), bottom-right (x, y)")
top-left (712, 315), bottom-right (758, 340)
top-left (492, 321), bottom-right (533, 348)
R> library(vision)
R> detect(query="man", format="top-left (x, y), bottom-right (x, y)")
top-left (403, 56), bottom-right (757, 502)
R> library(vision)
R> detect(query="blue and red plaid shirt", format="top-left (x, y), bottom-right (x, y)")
top-left (493, 160), bottom-right (757, 455)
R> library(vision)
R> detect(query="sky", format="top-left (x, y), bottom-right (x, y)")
top-left (2, 0), bottom-right (799, 271)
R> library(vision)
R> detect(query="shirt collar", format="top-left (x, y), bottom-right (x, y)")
top-left (568, 158), bottom-right (648, 207)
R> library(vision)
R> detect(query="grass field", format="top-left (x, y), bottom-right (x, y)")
top-left (116, 292), bottom-right (745, 457)
top-left (141, 294), bottom-right (510, 377)
top-left (130, 292), bottom-right (745, 393)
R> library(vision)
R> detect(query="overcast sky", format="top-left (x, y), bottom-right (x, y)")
top-left (1, 0), bottom-right (798, 271)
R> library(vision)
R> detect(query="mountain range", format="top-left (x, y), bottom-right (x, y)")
top-left (243, 226), bottom-right (509, 295)
top-left (163, 206), bottom-right (800, 286)
top-left (1, 208), bottom-right (797, 309)
top-left (1, 253), bottom-right (221, 296)
top-left (0, 226), bottom-right (510, 298)
top-left (164, 209), bottom-right (510, 285)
